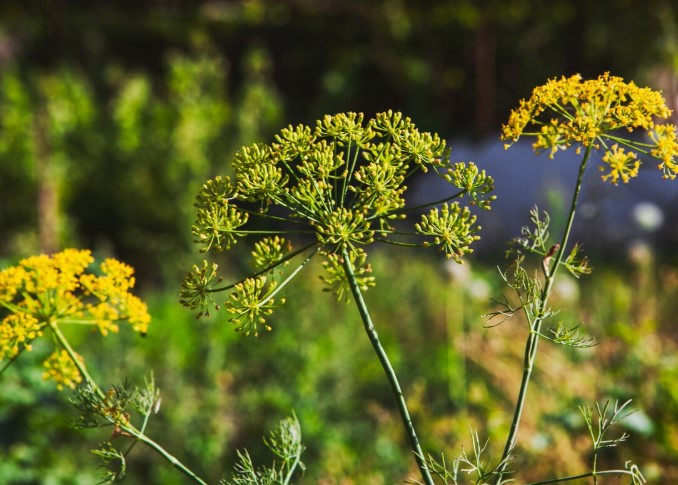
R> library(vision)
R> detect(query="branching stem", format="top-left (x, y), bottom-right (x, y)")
top-left (373, 189), bottom-right (466, 219)
top-left (494, 146), bottom-right (592, 483)
top-left (48, 320), bottom-right (209, 485)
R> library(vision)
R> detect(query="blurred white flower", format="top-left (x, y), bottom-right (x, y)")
top-left (627, 239), bottom-right (653, 266)
top-left (444, 258), bottom-right (471, 283)
top-left (632, 201), bottom-right (664, 232)
top-left (553, 273), bottom-right (579, 304)
top-left (467, 278), bottom-right (491, 302)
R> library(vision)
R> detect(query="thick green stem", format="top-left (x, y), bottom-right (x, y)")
top-left (341, 248), bottom-right (434, 485)
top-left (494, 146), bottom-right (592, 484)
top-left (48, 321), bottom-right (209, 485)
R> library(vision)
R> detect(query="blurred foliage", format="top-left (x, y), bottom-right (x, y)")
top-left (0, 44), bottom-right (282, 283)
top-left (2, 249), bottom-right (677, 483)
top-left (1, 0), bottom-right (676, 133)
top-left (1, 0), bottom-right (677, 280)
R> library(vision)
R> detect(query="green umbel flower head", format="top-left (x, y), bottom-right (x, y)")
top-left (182, 111), bottom-right (495, 334)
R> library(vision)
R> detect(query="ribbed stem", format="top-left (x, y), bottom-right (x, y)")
top-left (494, 146), bottom-right (592, 484)
top-left (341, 248), bottom-right (434, 485)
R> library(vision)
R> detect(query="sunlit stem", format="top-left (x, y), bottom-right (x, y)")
top-left (123, 376), bottom-right (156, 457)
top-left (126, 433), bottom-right (208, 485)
top-left (0, 351), bottom-right (22, 376)
top-left (376, 189), bottom-right (466, 219)
top-left (208, 241), bottom-right (319, 293)
top-left (525, 469), bottom-right (643, 485)
top-left (373, 238), bottom-right (421, 248)
top-left (341, 247), bottom-right (434, 485)
top-left (282, 440), bottom-right (304, 485)
top-left (48, 319), bottom-right (104, 399)
top-left (494, 145), bottom-right (592, 484)
top-left (48, 320), bottom-right (209, 485)
top-left (259, 245), bottom-right (321, 305)
top-left (602, 133), bottom-right (654, 151)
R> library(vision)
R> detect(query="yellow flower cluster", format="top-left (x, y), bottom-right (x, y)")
top-left (650, 124), bottom-right (678, 179)
top-left (43, 349), bottom-right (83, 390)
top-left (0, 312), bottom-right (42, 360)
top-left (79, 257), bottom-right (150, 334)
top-left (502, 73), bottom-right (678, 184)
top-left (0, 249), bottom-right (150, 388)
top-left (600, 144), bottom-right (640, 185)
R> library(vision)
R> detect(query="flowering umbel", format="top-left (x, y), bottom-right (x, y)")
top-left (0, 249), bottom-right (150, 389)
top-left (182, 111), bottom-right (495, 334)
top-left (501, 73), bottom-right (678, 183)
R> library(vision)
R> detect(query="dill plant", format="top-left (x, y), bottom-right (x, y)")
top-left (494, 73), bottom-right (677, 484)
top-left (181, 110), bottom-right (495, 484)
top-left (0, 250), bottom-right (208, 484)
top-left (415, 73), bottom-right (677, 485)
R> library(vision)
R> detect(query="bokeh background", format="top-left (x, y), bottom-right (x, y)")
top-left (1, 1), bottom-right (678, 483)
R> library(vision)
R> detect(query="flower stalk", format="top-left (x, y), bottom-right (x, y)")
top-left (50, 318), bottom-right (209, 485)
top-left (494, 146), bottom-right (591, 483)
top-left (181, 111), bottom-right (494, 478)
top-left (0, 250), bottom-right (208, 484)
top-left (491, 73), bottom-right (678, 483)
top-left (341, 247), bottom-right (434, 485)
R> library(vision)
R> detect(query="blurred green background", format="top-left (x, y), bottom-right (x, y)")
top-left (1, 1), bottom-right (678, 483)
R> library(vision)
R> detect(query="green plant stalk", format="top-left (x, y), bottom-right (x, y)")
top-left (282, 449), bottom-right (303, 485)
top-left (341, 247), bottom-right (434, 485)
top-left (48, 320), bottom-right (209, 485)
top-left (494, 147), bottom-right (592, 484)
top-left (0, 351), bottom-right (21, 376)
top-left (525, 469), bottom-right (641, 484)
